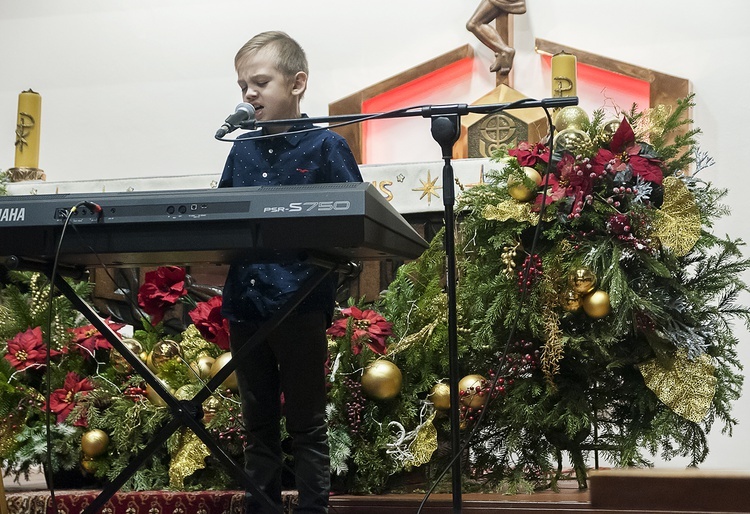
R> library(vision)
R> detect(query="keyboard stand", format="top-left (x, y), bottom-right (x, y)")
top-left (40, 261), bottom-right (340, 514)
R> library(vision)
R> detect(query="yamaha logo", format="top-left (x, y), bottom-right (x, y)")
top-left (0, 207), bottom-right (25, 222)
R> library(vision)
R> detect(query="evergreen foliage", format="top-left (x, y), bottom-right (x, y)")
top-left (323, 95), bottom-right (749, 492)
top-left (1, 96), bottom-right (747, 495)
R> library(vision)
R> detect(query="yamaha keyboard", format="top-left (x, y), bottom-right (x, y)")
top-left (0, 182), bottom-right (428, 269)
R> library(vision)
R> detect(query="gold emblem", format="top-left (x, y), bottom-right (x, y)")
top-left (412, 170), bottom-right (442, 205)
top-left (553, 76), bottom-right (574, 97)
top-left (479, 113), bottom-right (517, 156)
top-left (15, 112), bottom-right (35, 153)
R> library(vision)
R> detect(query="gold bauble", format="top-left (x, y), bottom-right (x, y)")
top-left (150, 339), bottom-right (182, 372)
top-left (601, 119), bottom-right (621, 140)
top-left (458, 374), bottom-right (487, 409)
top-left (145, 377), bottom-right (174, 407)
top-left (523, 167), bottom-right (542, 185)
top-left (202, 396), bottom-right (221, 424)
top-left (80, 458), bottom-right (99, 474)
top-left (81, 429), bottom-right (110, 458)
top-left (189, 354), bottom-right (216, 382)
top-left (361, 360), bottom-right (403, 401)
top-left (568, 267), bottom-right (597, 295)
top-left (553, 128), bottom-right (591, 154)
top-left (582, 290), bottom-right (611, 319)
top-left (508, 182), bottom-right (535, 202)
top-left (110, 338), bottom-right (143, 374)
top-left (554, 106), bottom-right (589, 131)
top-left (174, 384), bottom-right (200, 400)
top-left (429, 382), bottom-right (451, 411)
top-left (559, 290), bottom-right (583, 313)
top-left (507, 167), bottom-right (543, 202)
top-left (146, 352), bottom-right (158, 373)
top-left (209, 352), bottom-right (239, 392)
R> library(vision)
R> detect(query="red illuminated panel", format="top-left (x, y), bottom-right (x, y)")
top-left (359, 54), bottom-right (650, 163)
top-left (361, 57), bottom-right (474, 163)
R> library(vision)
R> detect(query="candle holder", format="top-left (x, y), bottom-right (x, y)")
top-left (6, 166), bottom-right (46, 182)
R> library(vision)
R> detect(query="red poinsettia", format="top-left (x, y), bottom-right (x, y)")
top-left (4, 326), bottom-right (60, 371)
top-left (591, 118), bottom-right (664, 185)
top-left (68, 319), bottom-right (126, 358)
top-left (46, 371), bottom-right (95, 425)
top-left (538, 153), bottom-right (603, 219)
top-left (137, 266), bottom-right (188, 324)
top-left (509, 141), bottom-right (550, 167)
top-left (327, 306), bottom-right (392, 355)
top-left (188, 296), bottom-right (230, 350)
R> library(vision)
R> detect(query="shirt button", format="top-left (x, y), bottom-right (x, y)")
top-left (268, 148), bottom-right (274, 154)
top-left (262, 172), bottom-right (268, 178)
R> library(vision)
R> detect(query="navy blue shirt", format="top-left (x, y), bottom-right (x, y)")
top-left (219, 118), bottom-right (363, 322)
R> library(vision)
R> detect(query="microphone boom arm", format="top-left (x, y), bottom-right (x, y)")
top-left (237, 96), bottom-right (579, 131)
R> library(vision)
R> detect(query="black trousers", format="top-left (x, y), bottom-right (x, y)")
top-left (230, 310), bottom-right (330, 514)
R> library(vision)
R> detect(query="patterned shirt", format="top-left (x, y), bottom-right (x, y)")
top-left (218, 117), bottom-right (362, 322)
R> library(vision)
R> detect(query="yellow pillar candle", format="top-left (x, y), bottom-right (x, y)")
top-left (14, 89), bottom-right (42, 169)
top-left (551, 52), bottom-right (577, 98)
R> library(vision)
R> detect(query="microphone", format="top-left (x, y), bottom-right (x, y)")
top-left (215, 103), bottom-right (255, 138)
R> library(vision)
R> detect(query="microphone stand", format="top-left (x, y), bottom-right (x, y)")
top-left (228, 96), bottom-right (579, 513)
top-left (429, 114), bottom-right (463, 513)
top-left (234, 97), bottom-right (578, 132)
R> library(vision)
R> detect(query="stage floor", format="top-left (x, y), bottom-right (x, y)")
top-left (5, 468), bottom-right (750, 514)
top-left (2, 469), bottom-right (593, 514)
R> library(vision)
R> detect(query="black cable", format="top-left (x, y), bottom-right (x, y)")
top-left (214, 97), bottom-right (555, 511)
top-left (416, 106), bottom-right (557, 514)
top-left (214, 99), bottom-right (534, 144)
top-left (66, 221), bottom-right (332, 514)
top-left (43, 201), bottom-right (101, 510)
top-left (217, 96), bottom-right (547, 511)
top-left (214, 106), bottom-right (422, 143)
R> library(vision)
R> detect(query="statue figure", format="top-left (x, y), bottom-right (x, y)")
top-left (466, 0), bottom-right (527, 75)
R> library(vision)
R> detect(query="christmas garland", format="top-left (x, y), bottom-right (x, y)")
top-left (324, 95), bottom-right (749, 493)
top-left (1, 95), bottom-right (748, 495)
top-left (0, 268), bottom-right (241, 491)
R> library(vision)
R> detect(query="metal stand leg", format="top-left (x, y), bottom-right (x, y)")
top-left (47, 265), bottom-right (334, 514)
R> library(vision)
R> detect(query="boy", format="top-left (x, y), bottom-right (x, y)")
top-left (218, 31), bottom-right (362, 513)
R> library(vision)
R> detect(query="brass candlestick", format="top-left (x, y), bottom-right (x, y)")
top-left (6, 166), bottom-right (45, 182)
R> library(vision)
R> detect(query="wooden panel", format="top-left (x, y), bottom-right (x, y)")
top-left (0, 470), bottom-right (9, 514)
top-left (589, 469), bottom-right (750, 513)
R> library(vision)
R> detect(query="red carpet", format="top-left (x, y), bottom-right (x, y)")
top-left (6, 489), bottom-right (258, 514)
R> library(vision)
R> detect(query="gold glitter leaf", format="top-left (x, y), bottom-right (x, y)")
top-left (638, 349), bottom-right (716, 423)
top-left (541, 307), bottom-right (564, 389)
top-left (404, 413), bottom-right (438, 468)
top-left (179, 324), bottom-right (216, 363)
top-left (652, 176), bottom-right (701, 256)
top-left (388, 319), bottom-right (440, 356)
top-left (483, 200), bottom-right (540, 225)
top-left (634, 104), bottom-right (672, 142)
top-left (169, 428), bottom-right (212, 489)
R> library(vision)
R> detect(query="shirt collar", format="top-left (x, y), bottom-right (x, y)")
top-left (260, 114), bottom-right (313, 147)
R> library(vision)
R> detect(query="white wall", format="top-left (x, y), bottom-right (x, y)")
top-left (2, 0), bottom-right (749, 470)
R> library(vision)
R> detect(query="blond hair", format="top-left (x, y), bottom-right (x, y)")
top-left (234, 31), bottom-right (309, 79)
